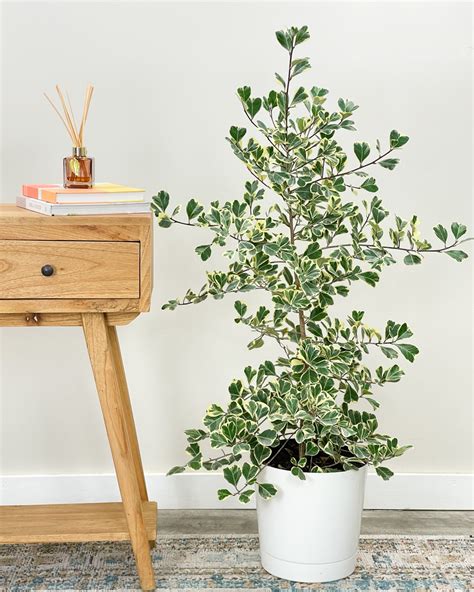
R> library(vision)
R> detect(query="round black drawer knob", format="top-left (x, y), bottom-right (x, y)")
top-left (41, 264), bottom-right (55, 277)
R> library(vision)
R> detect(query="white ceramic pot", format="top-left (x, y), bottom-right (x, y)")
top-left (256, 464), bottom-right (367, 583)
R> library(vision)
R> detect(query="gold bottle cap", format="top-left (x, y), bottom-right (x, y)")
top-left (73, 146), bottom-right (87, 157)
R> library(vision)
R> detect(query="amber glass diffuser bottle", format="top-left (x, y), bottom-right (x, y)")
top-left (44, 84), bottom-right (95, 189)
top-left (64, 146), bottom-right (94, 188)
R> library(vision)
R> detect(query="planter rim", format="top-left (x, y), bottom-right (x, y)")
top-left (262, 463), bottom-right (367, 477)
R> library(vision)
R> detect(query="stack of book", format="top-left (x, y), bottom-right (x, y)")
top-left (17, 183), bottom-right (151, 216)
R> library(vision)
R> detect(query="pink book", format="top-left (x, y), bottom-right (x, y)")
top-left (22, 184), bottom-right (61, 199)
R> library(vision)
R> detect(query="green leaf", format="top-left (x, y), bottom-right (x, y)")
top-left (389, 130), bottom-right (409, 149)
top-left (451, 222), bottom-right (467, 240)
top-left (310, 306), bottom-right (326, 321)
top-left (162, 299), bottom-right (178, 311)
top-left (359, 271), bottom-right (379, 287)
top-left (248, 98), bottom-right (262, 118)
top-left (248, 336), bottom-right (264, 350)
top-left (352, 444), bottom-right (369, 459)
top-left (375, 466), bottom-right (394, 480)
top-left (312, 86), bottom-right (329, 98)
top-left (344, 384), bottom-right (359, 403)
top-left (333, 176), bottom-right (346, 192)
top-left (380, 346), bottom-right (398, 359)
top-left (156, 212), bottom-right (172, 228)
top-left (209, 434), bottom-right (227, 450)
top-left (229, 126), bottom-right (247, 143)
top-left (262, 360), bottom-right (275, 375)
top-left (338, 98), bottom-right (358, 114)
top-left (186, 198), bottom-right (203, 220)
top-left (185, 428), bottom-right (206, 442)
top-left (360, 177), bottom-right (378, 192)
top-left (251, 444), bottom-right (271, 465)
top-left (385, 364), bottom-right (404, 382)
top-left (446, 250), bottom-right (468, 262)
top-left (294, 25), bottom-right (310, 45)
top-left (152, 190), bottom-right (170, 212)
top-left (378, 158), bottom-right (399, 170)
top-left (195, 244), bottom-right (212, 261)
top-left (320, 410), bottom-right (339, 426)
top-left (275, 30), bottom-right (291, 51)
top-left (291, 58), bottom-right (311, 77)
top-left (397, 323), bottom-right (413, 340)
top-left (167, 465), bottom-right (185, 476)
top-left (239, 489), bottom-right (255, 503)
top-left (257, 429), bottom-right (277, 447)
top-left (233, 442), bottom-right (250, 455)
top-left (304, 243), bottom-right (322, 259)
top-left (223, 465), bottom-right (242, 487)
top-left (396, 343), bottom-right (419, 362)
top-left (291, 466), bottom-right (306, 480)
top-left (206, 403), bottom-right (225, 418)
top-left (217, 488), bottom-right (232, 500)
top-left (234, 300), bottom-right (247, 317)
top-left (291, 86), bottom-right (308, 106)
top-left (275, 72), bottom-right (286, 87)
top-left (242, 462), bottom-right (259, 482)
top-left (295, 429), bottom-right (305, 444)
top-left (365, 397), bottom-right (380, 410)
top-left (404, 254), bottom-right (422, 265)
top-left (188, 457), bottom-right (202, 470)
top-left (340, 119), bottom-right (356, 131)
top-left (237, 86), bottom-right (251, 101)
top-left (433, 224), bottom-right (448, 243)
top-left (305, 441), bottom-right (319, 456)
top-left (258, 483), bottom-right (277, 499)
top-left (354, 142), bottom-right (370, 164)
top-left (221, 420), bottom-right (237, 443)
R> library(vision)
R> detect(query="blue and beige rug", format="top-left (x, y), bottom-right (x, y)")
top-left (0, 534), bottom-right (472, 591)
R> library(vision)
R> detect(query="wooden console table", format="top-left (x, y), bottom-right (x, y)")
top-left (0, 205), bottom-right (156, 590)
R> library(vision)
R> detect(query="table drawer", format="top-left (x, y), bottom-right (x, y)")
top-left (0, 241), bottom-right (140, 299)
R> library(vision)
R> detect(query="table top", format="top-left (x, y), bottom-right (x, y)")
top-left (0, 204), bottom-right (153, 242)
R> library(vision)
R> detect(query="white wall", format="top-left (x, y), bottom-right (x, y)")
top-left (1, 1), bottom-right (472, 507)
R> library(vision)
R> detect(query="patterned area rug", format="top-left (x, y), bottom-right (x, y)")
top-left (0, 534), bottom-right (472, 591)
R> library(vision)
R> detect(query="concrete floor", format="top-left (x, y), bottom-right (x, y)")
top-left (159, 510), bottom-right (473, 536)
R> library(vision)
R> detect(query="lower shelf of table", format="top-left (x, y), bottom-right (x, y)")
top-left (0, 501), bottom-right (157, 544)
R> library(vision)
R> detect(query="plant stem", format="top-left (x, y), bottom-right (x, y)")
top-left (319, 149), bottom-right (394, 181)
top-left (283, 42), bottom-right (306, 343)
top-left (283, 40), bottom-right (307, 462)
top-left (320, 238), bottom-right (473, 254)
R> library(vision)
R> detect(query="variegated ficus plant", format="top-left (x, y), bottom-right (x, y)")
top-left (152, 26), bottom-right (470, 503)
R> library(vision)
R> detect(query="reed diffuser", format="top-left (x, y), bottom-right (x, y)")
top-left (44, 84), bottom-right (95, 188)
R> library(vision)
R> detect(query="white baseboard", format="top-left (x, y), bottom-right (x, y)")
top-left (0, 472), bottom-right (472, 510)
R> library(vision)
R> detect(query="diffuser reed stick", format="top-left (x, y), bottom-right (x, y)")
top-left (44, 84), bottom-right (95, 188)
top-left (79, 85), bottom-right (94, 146)
top-left (44, 83), bottom-right (94, 148)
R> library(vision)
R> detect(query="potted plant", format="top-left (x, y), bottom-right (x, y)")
top-left (152, 26), bottom-right (470, 583)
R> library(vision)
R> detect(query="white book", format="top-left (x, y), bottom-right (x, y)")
top-left (16, 195), bottom-right (151, 216)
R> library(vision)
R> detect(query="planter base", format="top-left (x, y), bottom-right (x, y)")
top-left (260, 549), bottom-right (357, 583)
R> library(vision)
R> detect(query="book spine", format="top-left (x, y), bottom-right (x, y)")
top-left (16, 196), bottom-right (52, 216)
top-left (36, 188), bottom-right (56, 203)
top-left (22, 185), bottom-right (39, 199)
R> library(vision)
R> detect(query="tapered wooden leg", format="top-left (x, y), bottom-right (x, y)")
top-left (82, 313), bottom-right (155, 591)
top-left (107, 325), bottom-right (149, 502)
top-left (107, 325), bottom-right (156, 550)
